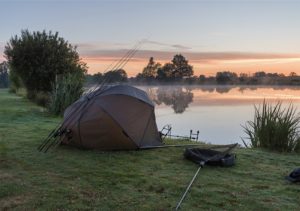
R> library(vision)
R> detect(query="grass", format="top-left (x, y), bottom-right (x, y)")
top-left (0, 88), bottom-right (300, 210)
top-left (242, 100), bottom-right (300, 152)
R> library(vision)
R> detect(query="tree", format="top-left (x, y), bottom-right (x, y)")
top-left (171, 54), bottom-right (193, 79)
top-left (0, 62), bottom-right (9, 88)
top-left (104, 69), bottom-right (128, 83)
top-left (141, 57), bottom-right (161, 80)
top-left (156, 54), bottom-right (194, 81)
top-left (199, 75), bottom-right (206, 83)
top-left (156, 54), bottom-right (193, 81)
top-left (85, 72), bottom-right (104, 85)
top-left (4, 30), bottom-right (87, 98)
top-left (157, 63), bottom-right (174, 81)
top-left (216, 71), bottom-right (238, 84)
top-left (266, 73), bottom-right (279, 77)
top-left (239, 73), bottom-right (249, 83)
top-left (254, 71), bottom-right (266, 78)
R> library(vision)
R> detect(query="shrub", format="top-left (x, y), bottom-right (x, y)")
top-left (242, 100), bottom-right (300, 152)
top-left (8, 68), bottom-right (22, 93)
top-left (34, 91), bottom-right (50, 107)
top-left (0, 62), bottom-right (9, 88)
top-left (4, 29), bottom-right (87, 99)
top-left (48, 73), bottom-right (84, 116)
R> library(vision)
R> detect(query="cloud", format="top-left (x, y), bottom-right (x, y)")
top-left (76, 40), bottom-right (193, 56)
top-left (75, 42), bottom-right (132, 53)
top-left (171, 44), bottom-right (191, 50)
top-left (145, 40), bottom-right (192, 50)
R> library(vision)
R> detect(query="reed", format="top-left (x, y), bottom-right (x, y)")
top-left (242, 100), bottom-right (300, 152)
top-left (48, 73), bottom-right (84, 115)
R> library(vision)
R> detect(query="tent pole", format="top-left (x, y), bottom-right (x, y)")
top-left (175, 165), bottom-right (202, 210)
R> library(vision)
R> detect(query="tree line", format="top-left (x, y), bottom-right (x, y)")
top-left (85, 54), bottom-right (193, 85)
top-left (87, 55), bottom-right (300, 86)
top-left (201, 71), bottom-right (299, 85)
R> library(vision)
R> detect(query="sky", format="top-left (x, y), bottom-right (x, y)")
top-left (1, 0), bottom-right (300, 77)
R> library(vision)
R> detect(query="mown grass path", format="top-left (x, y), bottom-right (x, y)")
top-left (0, 89), bottom-right (299, 210)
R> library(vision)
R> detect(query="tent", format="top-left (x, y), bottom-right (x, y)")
top-left (61, 85), bottom-right (163, 150)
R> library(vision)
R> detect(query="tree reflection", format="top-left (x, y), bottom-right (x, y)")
top-left (154, 87), bottom-right (194, 113)
top-left (215, 86), bottom-right (231, 94)
top-left (199, 86), bottom-right (215, 93)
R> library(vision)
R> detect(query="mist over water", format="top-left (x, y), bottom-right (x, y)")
top-left (139, 85), bottom-right (300, 145)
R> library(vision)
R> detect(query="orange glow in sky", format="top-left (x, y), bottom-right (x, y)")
top-left (82, 55), bottom-right (300, 77)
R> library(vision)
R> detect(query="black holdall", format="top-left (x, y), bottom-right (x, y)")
top-left (184, 148), bottom-right (236, 167)
top-left (286, 168), bottom-right (300, 183)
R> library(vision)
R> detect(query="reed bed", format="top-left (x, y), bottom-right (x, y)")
top-left (48, 73), bottom-right (83, 115)
top-left (242, 100), bottom-right (300, 152)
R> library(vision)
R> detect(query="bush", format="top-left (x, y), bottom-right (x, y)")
top-left (242, 100), bottom-right (300, 152)
top-left (0, 62), bottom-right (9, 88)
top-left (34, 91), bottom-right (50, 107)
top-left (8, 68), bottom-right (22, 93)
top-left (48, 73), bottom-right (84, 116)
top-left (4, 29), bottom-right (87, 99)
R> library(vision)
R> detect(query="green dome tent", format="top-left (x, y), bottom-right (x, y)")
top-left (61, 85), bottom-right (163, 150)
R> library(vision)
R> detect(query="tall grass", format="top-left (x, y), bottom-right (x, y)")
top-left (242, 100), bottom-right (300, 152)
top-left (48, 73), bottom-right (83, 116)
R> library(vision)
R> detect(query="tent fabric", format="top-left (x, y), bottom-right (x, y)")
top-left (94, 85), bottom-right (155, 106)
top-left (61, 85), bottom-right (162, 150)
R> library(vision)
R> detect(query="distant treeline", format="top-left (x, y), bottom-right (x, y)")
top-left (86, 55), bottom-right (300, 86)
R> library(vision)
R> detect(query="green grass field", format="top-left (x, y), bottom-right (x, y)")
top-left (0, 88), bottom-right (300, 210)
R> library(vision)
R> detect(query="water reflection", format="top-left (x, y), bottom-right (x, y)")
top-left (199, 86), bottom-right (259, 93)
top-left (198, 86), bottom-right (215, 93)
top-left (144, 86), bottom-right (300, 112)
top-left (215, 86), bottom-right (231, 94)
top-left (140, 86), bottom-right (300, 144)
top-left (150, 87), bottom-right (193, 113)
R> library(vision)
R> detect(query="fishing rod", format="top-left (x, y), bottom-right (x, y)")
top-left (38, 95), bottom-right (91, 152)
top-left (39, 64), bottom-right (130, 152)
top-left (71, 40), bottom-right (146, 149)
top-left (140, 143), bottom-right (238, 150)
top-left (175, 143), bottom-right (238, 210)
top-left (166, 134), bottom-right (198, 140)
top-left (86, 39), bottom-right (146, 96)
top-left (73, 44), bottom-right (146, 148)
top-left (43, 98), bottom-right (95, 153)
top-left (38, 39), bottom-right (147, 152)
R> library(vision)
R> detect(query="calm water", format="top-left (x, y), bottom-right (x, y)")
top-left (138, 86), bottom-right (300, 145)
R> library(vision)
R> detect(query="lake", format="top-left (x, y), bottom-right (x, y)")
top-left (138, 86), bottom-right (300, 145)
